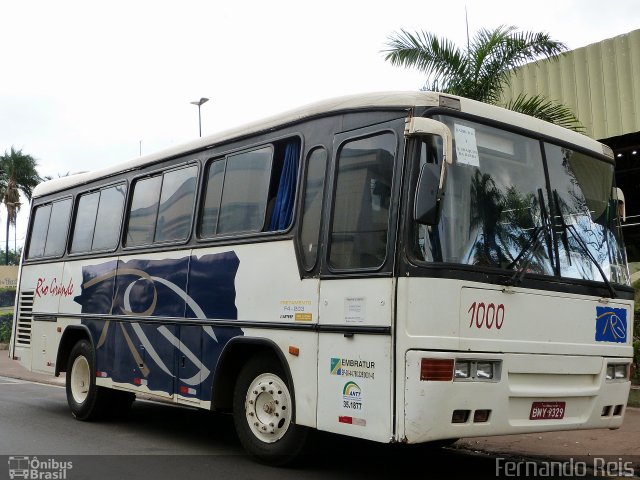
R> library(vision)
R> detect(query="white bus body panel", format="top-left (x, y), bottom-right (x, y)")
top-left (18, 241), bottom-right (321, 428)
top-left (397, 277), bottom-right (633, 442)
top-left (316, 278), bottom-right (394, 442)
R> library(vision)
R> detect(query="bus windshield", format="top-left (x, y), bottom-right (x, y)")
top-left (413, 115), bottom-right (629, 286)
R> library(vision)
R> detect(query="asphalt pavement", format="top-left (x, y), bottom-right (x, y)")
top-left (1, 348), bottom-right (638, 466)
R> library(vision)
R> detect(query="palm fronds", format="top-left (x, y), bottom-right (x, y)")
top-left (383, 25), bottom-right (582, 132)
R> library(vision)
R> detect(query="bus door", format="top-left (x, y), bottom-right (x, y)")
top-left (316, 123), bottom-right (401, 442)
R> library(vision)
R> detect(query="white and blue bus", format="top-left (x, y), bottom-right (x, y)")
top-left (10, 91), bottom-right (634, 464)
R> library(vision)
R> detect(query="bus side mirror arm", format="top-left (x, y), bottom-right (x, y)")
top-left (406, 118), bottom-right (453, 226)
top-left (614, 187), bottom-right (626, 222)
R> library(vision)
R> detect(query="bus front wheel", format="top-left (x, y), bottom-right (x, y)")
top-left (65, 339), bottom-right (108, 421)
top-left (232, 356), bottom-right (307, 465)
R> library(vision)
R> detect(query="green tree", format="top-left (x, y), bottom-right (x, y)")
top-left (383, 25), bottom-right (584, 132)
top-left (5, 247), bottom-right (22, 266)
top-left (0, 147), bottom-right (42, 264)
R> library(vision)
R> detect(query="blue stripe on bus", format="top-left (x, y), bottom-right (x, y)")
top-left (75, 251), bottom-right (243, 401)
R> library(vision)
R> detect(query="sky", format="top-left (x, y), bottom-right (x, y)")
top-left (1, 0), bottom-right (639, 248)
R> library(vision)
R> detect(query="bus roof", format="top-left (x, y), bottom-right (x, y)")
top-left (33, 91), bottom-right (610, 199)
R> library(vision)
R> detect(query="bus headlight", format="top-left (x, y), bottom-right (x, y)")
top-left (606, 363), bottom-right (629, 381)
top-left (454, 361), bottom-right (470, 379)
top-left (606, 365), bottom-right (614, 380)
top-left (453, 359), bottom-right (501, 382)
top-left (476, 362), bottom-right (494, 380)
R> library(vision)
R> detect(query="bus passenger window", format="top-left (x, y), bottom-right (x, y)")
top-left (299, 147), bottom-right (327, 269)
top-left (27, 204), bottom-right (52, 258)
top-left (43, 199), bottom-right (72, 257)
top-left (71, 192), bottom-right (100, 253)
top-left (27, 198), bottom-right (72, 259)
top-left (200, 139), bottom-right (299, 238)
top-left (126, 175), bottom-right (162, 246)
top-left (127, 165), bottom-right (197, 247)
top-left (329, 132), bottom-right (395, 269)
top-left (217, 147), bottom-right (272, 234)
top-left (266, 141), bottom-right (300, 231)
top-left (92, 184), bottom-right (126, 250)
top-left (72, 185), bottom-right (126, 253)
top-left (200, 160), bottom-right (225, 237)
top-left (154, 166), bottom-right (197, 243)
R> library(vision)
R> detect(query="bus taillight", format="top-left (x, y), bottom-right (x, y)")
top-left (420, 359), bottom-right (454, 381)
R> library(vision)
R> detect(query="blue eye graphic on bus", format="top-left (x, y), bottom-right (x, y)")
top-left (73, 252), bottom-right (243, 400)
top-left (595, 306), bottom-right (627, 343)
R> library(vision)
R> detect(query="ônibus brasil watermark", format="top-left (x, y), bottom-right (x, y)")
top-left (496, 457), bottom-right (635, 477)
top-left (7, 456), bottom-right (72, 480)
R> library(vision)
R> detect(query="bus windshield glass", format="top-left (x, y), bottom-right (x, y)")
top-left (413, 115), bottom-right (629, 286)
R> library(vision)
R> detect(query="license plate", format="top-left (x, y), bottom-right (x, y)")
top-left (529, 401), bottom-right (565, 420)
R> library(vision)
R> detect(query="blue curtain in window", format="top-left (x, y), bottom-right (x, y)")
top-left (268, 142), bottom-right (299, 230)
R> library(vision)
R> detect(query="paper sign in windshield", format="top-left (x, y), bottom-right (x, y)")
top-left (454, 124), bottom-right (480, 167)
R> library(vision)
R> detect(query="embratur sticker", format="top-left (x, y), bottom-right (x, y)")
top-left (330, 358), bottom-right (342, 375)
top-left (595, 306), bottom-right (627, 343)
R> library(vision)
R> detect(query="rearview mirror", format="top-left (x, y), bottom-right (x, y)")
top-left (406, 118), bottom-right (453, 226)
top-left (414, 162), bottom-right (442, 225)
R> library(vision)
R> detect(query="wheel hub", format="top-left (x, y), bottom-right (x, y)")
top-left (70, 355), bottom-right (91, 404)
top-left (245, 373), bottom-right (292, 443)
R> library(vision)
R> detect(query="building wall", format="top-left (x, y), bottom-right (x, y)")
top-left (503, 29), bottom-right (640, 140)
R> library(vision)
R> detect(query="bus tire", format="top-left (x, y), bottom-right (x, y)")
top-left (232, 355), bottom-right (307, 465)
top-left (65, 339), bottom-right (108, 421)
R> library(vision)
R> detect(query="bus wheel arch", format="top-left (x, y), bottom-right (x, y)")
top-left (55, 326), bottom-right (93, 377)
top-left (211, 338), bottom-right (295, 417)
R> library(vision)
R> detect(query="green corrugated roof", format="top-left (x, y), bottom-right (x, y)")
top-left (503, 29), bottom-right (640, 140)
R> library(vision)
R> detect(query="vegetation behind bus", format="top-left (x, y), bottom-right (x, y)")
top-left (0, 285), bottom-right (16, 343)
top-left (383, 25), bottom-right (584, 132)
top-left (0, 147), bottom-right (43, 265)
top-left (0, 314), bottom-right (11, 343)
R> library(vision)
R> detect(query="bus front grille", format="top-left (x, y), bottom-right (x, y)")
top-left (15, 291), bottom-right (34, 347)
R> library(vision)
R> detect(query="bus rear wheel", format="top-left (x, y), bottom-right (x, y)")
top-left (65, 339), bottom-right (108, 421)
top-left (232, 356), bottom-right (307, 465)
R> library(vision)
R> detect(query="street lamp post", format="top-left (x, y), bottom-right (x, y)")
top-left (190, 97), bottom-right (209, 137)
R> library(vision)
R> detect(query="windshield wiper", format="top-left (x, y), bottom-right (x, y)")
top-left (505, 189), bottom-right (553, 286)
top-left (553, 190), bottom-right (617, 298)
top-left (505, 225), bottom-right (545, 285)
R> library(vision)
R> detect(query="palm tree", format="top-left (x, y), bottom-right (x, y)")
top-left (383, 26), bottom-right (584, 132)
top-left (0, 146), bottom-right (42, 264)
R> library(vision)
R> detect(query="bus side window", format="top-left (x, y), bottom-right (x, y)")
top-left (329, 132), bottom-right (395, 270)
top-left (127, 175), bottom-right (162, 246)
top-left (200, 137), bottom-right (300, 237)
top-left (217, 146), bottom-right (273, 234)
top-left (71, 192), bottom-right (100, 253)
top-left (299, 147), bottom-right (327, 269)
top-left (71, 184), bottom-right (126, 253)
top-left (265, 140), bottom-right (300, 231)
top-left (126, 165), bottom-right (197, 246)
top-left (154, 166), bottom-right (198, 243)
top-left (27, 198), bottom-right (72, 259)
top-left (200, 160), bottom-right (226, 237)
top-left (27, 204), bottom-right (52, 258)
top-left (92, 184), bottom-right (126, 250)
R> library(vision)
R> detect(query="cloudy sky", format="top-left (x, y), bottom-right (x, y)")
top-left (1, 0), bottom-right (639, 247)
